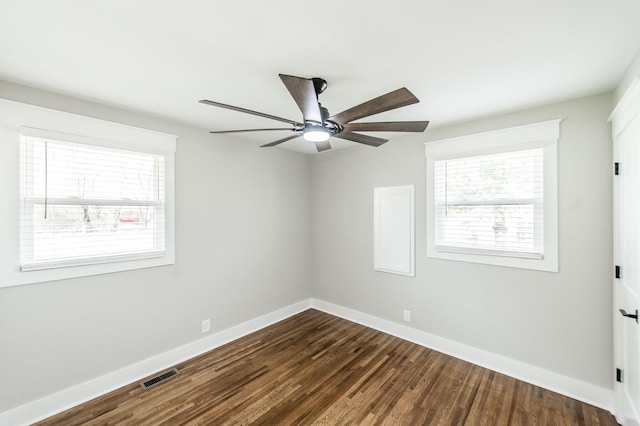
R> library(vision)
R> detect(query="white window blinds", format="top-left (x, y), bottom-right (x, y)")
top-left (20, 135), bottom-right (166, 270)
top-left (433, 148), bottom-right (544, 258)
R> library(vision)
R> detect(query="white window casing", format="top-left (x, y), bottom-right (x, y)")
top-left (425, 120), bottom-right (560, 272)
top-left (0, 98), bottom-right (176, 287)
top-left (19, 128), bottom-right (168, 271)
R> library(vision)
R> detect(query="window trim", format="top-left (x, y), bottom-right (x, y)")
top-left (0, 97), bottom-right (176, 288)
top-left (17, 126), bottom-right (175, 282)
top-left (425, 120), bottom-right (560, 272)
top-left (19, 129), bottom-right (171, 271)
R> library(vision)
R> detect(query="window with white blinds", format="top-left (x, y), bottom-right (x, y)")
top-left (20, 134), bottom-right (166, 271)
top-left (425, 120), bottom-right (559, 272)
top-left (434, 148), bottom-right (543, 258)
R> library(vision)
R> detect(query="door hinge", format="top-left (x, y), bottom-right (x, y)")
top-left (615, 265), bottom-right (621, 279)
top-left (616, 368), bottom-right (623, 383)
top-left (614, 162), bottom-right (620, 175)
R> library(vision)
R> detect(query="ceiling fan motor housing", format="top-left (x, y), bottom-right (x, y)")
top-left (305, 103), bottom-right (340, 137)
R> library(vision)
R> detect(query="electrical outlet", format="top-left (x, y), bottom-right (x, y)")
top-left (403, 310), bottom-right (411, 322)
top-left (201, 319), bottom-right (211, 333)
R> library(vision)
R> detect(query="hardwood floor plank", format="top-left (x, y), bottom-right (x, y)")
top-left (35, 310), bottom-right (618, 425)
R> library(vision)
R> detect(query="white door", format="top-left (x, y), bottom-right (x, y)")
top-left (613, 79), bottom-right (640, 426)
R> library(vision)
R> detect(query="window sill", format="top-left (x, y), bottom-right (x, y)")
top-left (20, 251), bottom-right (166, 272)
top-left (427, 244), bottom-right (557, 272)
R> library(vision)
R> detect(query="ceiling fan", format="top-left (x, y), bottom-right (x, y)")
top-left (199, 74), bottom-right (429, 152)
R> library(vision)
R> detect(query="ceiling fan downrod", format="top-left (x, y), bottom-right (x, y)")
top-left (312, 77), bottom-right (327, 95)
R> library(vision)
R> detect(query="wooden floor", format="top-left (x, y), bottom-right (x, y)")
top-left (37, 309), bottom-right (618, 425)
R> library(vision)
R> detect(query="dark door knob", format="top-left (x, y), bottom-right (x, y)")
top-left (619, 309), bottom-right (638, 323)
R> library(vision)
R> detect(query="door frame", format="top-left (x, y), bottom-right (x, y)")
top-left (611, 76), bottom-right (640, 426)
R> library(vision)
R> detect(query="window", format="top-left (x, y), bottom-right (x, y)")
top-left (20, 133), bottom-right (166, 270)
top-left (434, 148), bottom-right (543, 257)
top-left (425, 120), bottom-right (559, 272)
top-left (0, 100), bottom-right (175, 288)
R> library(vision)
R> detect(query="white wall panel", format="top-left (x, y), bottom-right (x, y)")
top-left (373, 185), bottom-right (414, 276)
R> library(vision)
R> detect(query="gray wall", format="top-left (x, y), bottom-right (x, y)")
top-left (311, 93), bottom-right (614, 389)
top-left (0, 81), bottom-right (312, 411)
top-left (0, 81), bottom-right (616, 412)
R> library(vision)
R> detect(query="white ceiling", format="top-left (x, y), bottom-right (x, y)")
top-left (1, 0), bottom-right (639, 154)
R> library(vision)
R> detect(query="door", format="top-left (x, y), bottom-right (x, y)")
top-left (613, 80), bottom-right (640, 426)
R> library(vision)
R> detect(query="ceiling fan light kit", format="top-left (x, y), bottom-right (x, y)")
top-left (303, 125), bottom-right (331, 142)
top-left (200, 74), bottom-right (429, 152)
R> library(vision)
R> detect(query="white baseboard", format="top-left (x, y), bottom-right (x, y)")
top-left (0, 299), bottom-right (312, 426)
top-left (310, 298), bottom-right (614, 413)
top-left (1, 298), bottom-right (614, 425)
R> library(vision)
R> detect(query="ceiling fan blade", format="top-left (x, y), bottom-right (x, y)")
top-left (199, 99), bottom-right (299, 125)
top-left (279, 74), bottom-right (323, 123)
top-left (333, 132), bottom-right (388, 147)
top-left (342, 121), bottom-right (429, 133)
top-left (315, 141), bottom-right (332, 152)
top-left (329, 88), bottom-right (419, 125)
top-left (210, 128), bottom-right (296, 134)
top-left (260, 134), bottom-right (301, 148)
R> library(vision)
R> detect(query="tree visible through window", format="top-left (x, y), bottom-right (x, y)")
top-left (20, 136), bottom-right (166, 270)
top-left (425, 120), bottom-right (559, 272)
top-left (434, 148), bottom-right (543, 257)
